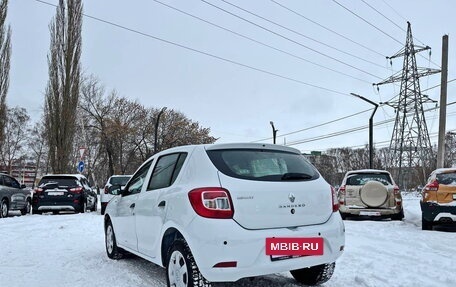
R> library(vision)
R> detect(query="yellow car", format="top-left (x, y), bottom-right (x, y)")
top-left (421, 168), bottom-right (456, 230)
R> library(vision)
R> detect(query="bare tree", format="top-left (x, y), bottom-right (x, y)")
top-left (0, 107), bottom-right (30, 173)
top-left (44, 0), bottom-right (83, 173)
top-left (158, 109), bottom-right (216, 152)
top-left (28, 118), bottom-right (49, 185)
top-left (0, 0), bottom-right (11, 145)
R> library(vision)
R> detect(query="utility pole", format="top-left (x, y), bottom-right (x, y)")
top-left (154, 107), bottom-right (167, 154)
top-left (437, 35), bottom-right (449, 169)
top-left (374, 22), bottom-right (440, 186)
top-left (350, 93), bottom-right (378, 169)
top-left (270, 121), bottom-right (278, 144)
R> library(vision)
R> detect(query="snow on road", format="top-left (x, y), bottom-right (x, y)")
top-left (1, 194), bottom-right (455, 287)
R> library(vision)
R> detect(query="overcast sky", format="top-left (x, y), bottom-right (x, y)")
top-left (6, 0), bottom-right (456, 153)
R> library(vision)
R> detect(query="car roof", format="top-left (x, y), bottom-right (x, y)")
top-left (109, 175), bottom-right (132, 178)
top-left (345, 169), bottom-right (391, 175)
top-left (41, 174), bottom-right (87, 180)
top-left (431, 168), bottom-right (456, 175)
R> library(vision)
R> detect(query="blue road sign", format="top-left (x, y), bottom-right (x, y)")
top-left (77, 161), bottom-right (85, 173)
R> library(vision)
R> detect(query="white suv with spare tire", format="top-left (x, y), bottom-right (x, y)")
top-left (338, 169), bottom-right (404, 220)
top-left (104, 143), bottom-right (345, 286)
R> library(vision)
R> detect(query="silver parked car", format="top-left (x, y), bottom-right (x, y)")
top-left (338, 169), bottom-right (404, 220)
top-left (0, 173), bottom-right (32, 218)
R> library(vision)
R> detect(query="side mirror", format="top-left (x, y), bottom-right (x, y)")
top-left (108, 185), bottom-right (122, 195)
top-left (20, 184), bottom-right (27, 189)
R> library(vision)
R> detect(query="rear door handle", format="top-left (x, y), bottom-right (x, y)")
top-left (158, 201), bottom-right (166, 207)
top-left (130, 203), bottom-right (135, 209)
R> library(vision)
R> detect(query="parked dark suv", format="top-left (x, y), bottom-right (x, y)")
top-left (32, 174), bottom-right (97, 214)
top-left (0, 173), bottom-right (32, 218)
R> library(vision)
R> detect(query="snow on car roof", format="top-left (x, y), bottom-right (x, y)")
top-left (431, 168), bottom-right (456, 174)
top-left (41, 174), bottom-right (87, 180)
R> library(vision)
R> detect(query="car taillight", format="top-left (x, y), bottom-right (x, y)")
top-left (70, 187), bottom-right (83, 193)
top-left (393, 185), bottom-right (400, 195)
top-left (338, 185), bottom-right (346, 194)
top-left (34, 187), bottom-right (43, 195)
top-left (331, 186), bottom-right (339, 212)
top-left (425, 180), bottom-right (439, 191)
top-left (188, 187), bottom-right (234, 219)
top-left (104, 187), bottom-right (109, 194)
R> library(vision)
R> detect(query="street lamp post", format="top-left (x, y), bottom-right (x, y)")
top-left (350, 93), bottom-right (378, 169)
top-left (154, 107), bottom-right (167, 154)
top-left (269, 121), bottom-right (278, 144)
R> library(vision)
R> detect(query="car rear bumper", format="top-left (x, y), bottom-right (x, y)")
top-left (421, 201), bottom-right (456, 224)
top-left (339, 205), bottom-right (402, 216)
top-left (184, 212), bottom-right (345, 282)
top-left (36, 205), bottom-right (76, 211)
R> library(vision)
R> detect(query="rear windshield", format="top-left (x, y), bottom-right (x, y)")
top-left (346, 173), bottom-right (392, 186)
top-left (39, 177), bottom-right (80, 188)
top-left (109, 176), bottom-right (131, 185)
top-left (207, 149), bottom-right (319, 181)
top-left (437, 172), bottom-right (456, 186)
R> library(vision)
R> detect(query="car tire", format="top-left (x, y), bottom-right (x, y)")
top-left (1, 199), bottom-right (9, 218)
top-left (105, 220), bottom-right (123, 259)
top-left (391, 209), bottom-right (404, 221)
top-left (21, 199), bottom-right (31, 215)
top-left (32, 208), bottom-right (42, 215)
top-left (166, 239), bottom-right (211, 287)
top-left (422, 215), bottom-right (433, 230)
top-left (290, 262), bottom-right (335, 286)
top-left (92, 199), bottom-right (97, 212)
top-left (80, 200), bottom-right (86, 213)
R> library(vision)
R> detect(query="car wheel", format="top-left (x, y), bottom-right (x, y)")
top-left (32, 208), bottom-right (42, 215)
top-left (1, 199), bottom-right (9, 218)
top-left (21, 200), bottom-right (31, 215)
top-left (105, 220), bottom-right (123, 259)
top-left (80, 201), bottom-right (86, 213)
top-left (392, 209), bottom-right (404, 221)
top-left (92, 199), bottom-right (98, 212)
top-left (166, 239), bottom-right (211, 287)
top-left (422, 215), bottom-right (433, 230)
top-left (290, 262), bottom-right (335, 286)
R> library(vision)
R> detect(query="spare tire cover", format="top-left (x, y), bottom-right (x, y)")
top-left (360, 181), bottom-right (388, 207)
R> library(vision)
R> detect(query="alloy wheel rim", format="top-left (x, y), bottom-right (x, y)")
top-left (106, 225), bottom-right (114, 254)
top-left (1, 202), bottom-right (7, 217)
top-left (168, 250), bottom-right (188, 287)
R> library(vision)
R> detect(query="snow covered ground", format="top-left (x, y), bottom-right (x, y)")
top-left (1, 193), bottom-right (455, 287)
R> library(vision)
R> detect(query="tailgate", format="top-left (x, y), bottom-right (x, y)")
top-left (218, 172), bottom-right (333, 230)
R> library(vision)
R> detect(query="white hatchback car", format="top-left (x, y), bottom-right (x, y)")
top-left (100, 175), bottom-right (131, 215)
top-left (104, 143), bottom-right (345, 286)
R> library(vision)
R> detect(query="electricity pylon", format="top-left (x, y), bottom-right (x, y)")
top-left (375, 22), bottom-right (440, 186)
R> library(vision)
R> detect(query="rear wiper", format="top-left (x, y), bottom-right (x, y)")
top-left (281, 173), bottom-right (313, 180)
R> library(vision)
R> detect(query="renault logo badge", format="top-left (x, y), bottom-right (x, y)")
top-left (288, 193), bottom-right (296, 203)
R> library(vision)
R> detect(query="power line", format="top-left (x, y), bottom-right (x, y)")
top-left (333, 0), bottom-right (440, 68)
top-left (332, 0), bottom-right (403, 45)
top-left (380, 0), bottom-right (408, 22)
top-left (269, 0), bottom-right (386, 58)
top-left (215, 0), bottom-right (387, 70)
top-left (150, 0), bottom-right (371, 84)
top-left (286, 101), bottom-right (456, 146)
top-left (203, 0), bottom-right (383, 79)
top-left (360, 0), bottom-right (406, 33)
top-left (33, 0), bottom-right (350, 97)
top-left (252, 107), bottom-right (373, 143)
top-left (360, 0), bottom-right (428, 47)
